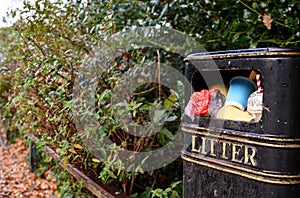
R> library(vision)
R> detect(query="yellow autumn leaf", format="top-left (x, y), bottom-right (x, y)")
top-left (74, 144), bottom-right (83, 149)
top-left (92, 158), bottom-right (101, 163)
top-left (117, 169), bottom-right (121, 176)
top-left (68, 148), bottom-right (77, 154)
top-left (63, 156), bottom-right (68, 164)
top-left (107, 154), bottom-right (112, 163)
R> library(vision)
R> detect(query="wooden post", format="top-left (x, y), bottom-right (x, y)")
top-left (29, 139), bottom-right (37, 172)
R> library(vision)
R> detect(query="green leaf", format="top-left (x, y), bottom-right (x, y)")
top-left (171, 190), bottom-right (179, 198)
top-left (165, 115), bottom-right (177, 122)
top-left (156, 132), bottom-right (166, 145)
top-left (152, 109), bottom-right (166, 123)
top-left (160, 128), bottom-right (174, 139)
top-left (163, 94), bottom-right (176, 110)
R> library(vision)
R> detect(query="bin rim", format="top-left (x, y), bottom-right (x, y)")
top-left (185, 47), bottom-right (300, 61)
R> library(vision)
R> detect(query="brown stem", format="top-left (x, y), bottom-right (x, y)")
top-left (122, 182), bottom-right (127, 195)
top-left (129, 175), bottom-right (136, 195)
top-left (157, 50), bottom-right (162, 102)
top-left (27, 36), bottom-right (46, 57)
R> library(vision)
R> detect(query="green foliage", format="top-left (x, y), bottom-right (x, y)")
top-left (0, 26), bottom-right (21, 140)
top-left (130, 181), bottom-right (182, 198)
top-left (30, 135), bottom-right (93, 197)
top-left (1, 0), bottom-right (299, 197)
top-left (150, 181), bottom-right (182, 198)
top-left (111, 0), bottom-right (300, 50)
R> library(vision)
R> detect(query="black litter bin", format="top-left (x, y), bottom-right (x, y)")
top-left (182, 48), bottom-right (300, 198)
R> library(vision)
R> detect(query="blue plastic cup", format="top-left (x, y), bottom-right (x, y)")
top-left (225, 76), bottom-right (257, 111)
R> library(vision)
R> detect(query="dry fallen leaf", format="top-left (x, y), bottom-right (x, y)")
top-left (92, 158), bottom-right (101, 163)
top-left (74, 144), bottom-right (83, 149)
top-left (263, 13), bottom-right (273, 30)
top-left (0, 138), bottom-right (58, 197)
top-left (68, 148), bottom-right (78, 154)
top-left (63, 156), bottom-right (69, 164)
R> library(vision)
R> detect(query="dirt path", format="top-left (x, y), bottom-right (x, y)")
top-left (0, 138), bottom-right (58, 198)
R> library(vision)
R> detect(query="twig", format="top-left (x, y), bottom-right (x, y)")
top-left (238, 0), bottom-right (261, 16)
top-left (257, 39), bottom-right (300, 45)
top-left (27, 36), bottom-right (46, 57)
top-left (145, 39), bottom-right (185, 51)
top-left (129, 175), bottom-right (136, 195)
top-left (132, 86), bottom-right (158, 96)
top-left (196, 2), bottom-right (209, 15)
top-left (156, 50), bottom-right (162, 102)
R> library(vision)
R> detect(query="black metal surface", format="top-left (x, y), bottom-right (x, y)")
top-left (182, 48), bottom-right (300, 197)
top-left (185, 47), bottom-right (300, 60)
top-left (184, 161), bottom-right (300, 198)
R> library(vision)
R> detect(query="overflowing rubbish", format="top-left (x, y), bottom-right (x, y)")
top-left (247, 74), bottom-right (263, 121)
top-left (216, 105), bottom-right (255, 122)
top-left (185, 71), bottom-right (263, 122)
top-left (184, 89), bottom-right (225, 121)
top-left (209, 84), bottom-right (228, 97)
top-left (208, 89), bottom-right (225, 118)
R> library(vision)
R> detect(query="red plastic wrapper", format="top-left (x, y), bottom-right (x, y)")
top-left (184, 90), bottom-right (210, 121)
top-left (184, 89), bottom-right (225, 121)
top-left (191, 90), bottom-right (210, 116)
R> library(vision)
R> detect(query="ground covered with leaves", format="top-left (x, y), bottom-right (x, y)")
top-left (0, 138), bottom-right (58, 198)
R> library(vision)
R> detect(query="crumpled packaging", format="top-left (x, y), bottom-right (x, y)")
top-left (184, 89), bottom-right (225, 121)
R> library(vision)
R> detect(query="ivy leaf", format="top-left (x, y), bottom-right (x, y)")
top-left (263, 13), bottom-right (273, 30)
